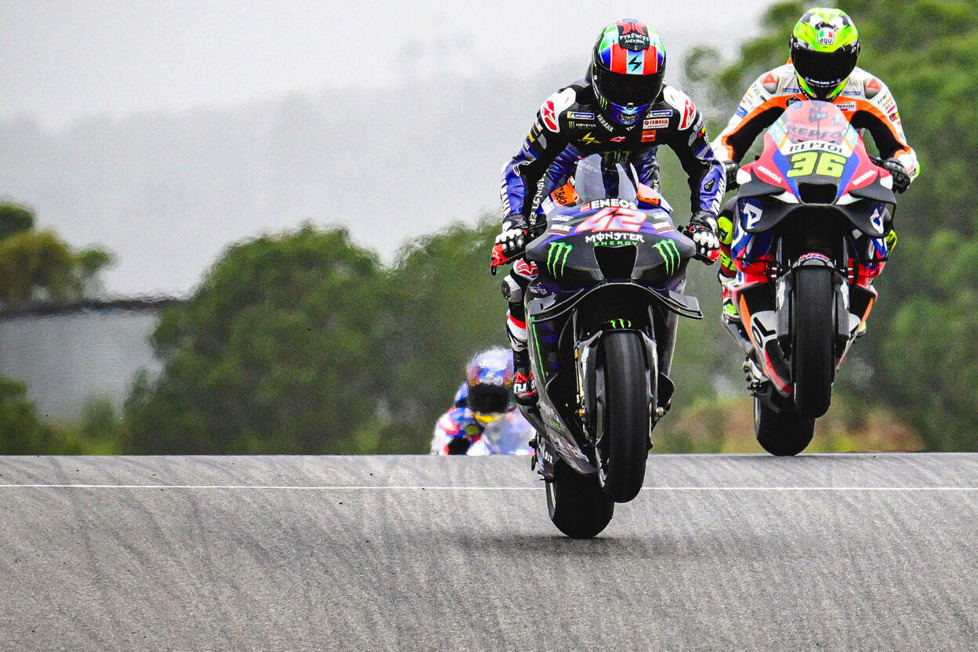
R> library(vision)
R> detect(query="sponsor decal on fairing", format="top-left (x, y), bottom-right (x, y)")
top-left (584, 232), bottom-right (646, 245)
top-left (851, 170), bottom-right (877, 187)
top-left (757, 165), bottom-right (784, 185)
top-left (783, 140), bottom-right (848, 156)
top-left (581, 198), bottom-right (639, 211)
top-left (742, 202), bottom-right (764, 230)
top-left (653, 239), bottom-right (681, 274)
top-left (546, 242), bottom-right (573, 276)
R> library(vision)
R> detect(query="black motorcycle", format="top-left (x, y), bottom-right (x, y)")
top-left (513, 156), bottom-right (706, 538)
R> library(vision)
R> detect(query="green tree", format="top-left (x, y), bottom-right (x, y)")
top-left (382, 218), bottom-right (509, 446)
top-left (0, 377), bottom-right (86, 454)
top-left (0, 200), bottom-right (116, 454)
top-left (0, 202), bottom-right (35, 240)
top-left (124, 225), bottom-right (390, 454)
top-left (0, 201), bottom-right (114, 305)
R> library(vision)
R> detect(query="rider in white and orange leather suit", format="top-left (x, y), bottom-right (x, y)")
top-left (711, 7), bottom-right (919, 322)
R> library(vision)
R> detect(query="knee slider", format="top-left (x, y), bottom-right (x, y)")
top-left (501, 275), bottom-right (523, 303)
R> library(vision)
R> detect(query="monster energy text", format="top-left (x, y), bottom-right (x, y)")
top-left (653, 239), bottom-right (681, 275)
top-left (547, 242), bottom-right (573, 276)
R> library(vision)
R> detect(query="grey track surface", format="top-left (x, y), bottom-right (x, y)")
top-left (1, 454), bottom-right (976, 651)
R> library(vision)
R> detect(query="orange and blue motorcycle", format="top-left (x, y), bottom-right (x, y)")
top-left (724, 100), bottom-right (898, 455)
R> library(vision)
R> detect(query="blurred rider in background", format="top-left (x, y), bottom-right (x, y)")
top-left (491, 18), bottom-right (726, 406)
top-left (430, 348), bottom-right (534, 456)
top-left (711, 6), bottom-right (919, 323)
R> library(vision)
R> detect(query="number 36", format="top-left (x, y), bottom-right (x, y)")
top-left (787, 151), bottom-right (847, 178)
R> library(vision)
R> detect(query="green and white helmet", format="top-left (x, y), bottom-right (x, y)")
top-left (789, 7), bottom-right (861, 100)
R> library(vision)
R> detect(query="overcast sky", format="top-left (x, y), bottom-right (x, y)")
top-left (1, 1), bottom-right (775, 130)
top-left (0, 1), bottom-right (781, 295)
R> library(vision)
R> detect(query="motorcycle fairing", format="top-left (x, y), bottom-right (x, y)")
top-left (735, 195), bottom-right (892, 239)
top-left (734, 283), bottom-right (791, 395)
top-left (522, 153), bottom-right (706, 479)
top-left (735, 101), bottom-right (896, 238)
top-left (524, 203), bottom-right (697, 283)
top-left (526, 280), bottom-right (702, 324)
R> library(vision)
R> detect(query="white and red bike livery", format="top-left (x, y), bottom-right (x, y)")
top-left (726, 100), bottom-right (897, 455)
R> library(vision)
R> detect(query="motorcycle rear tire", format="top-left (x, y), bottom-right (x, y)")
top-left (754, 396), bottom-right (815, 456)
top-left (595, 331), bottom-right (651, 503)
top-left (547, 460), bottom-right (614, 539)
top-left (791, 266), bottom-right (835, 418)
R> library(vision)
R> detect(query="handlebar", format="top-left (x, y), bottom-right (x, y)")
top-left (678, 224), bottom-right (720, 265)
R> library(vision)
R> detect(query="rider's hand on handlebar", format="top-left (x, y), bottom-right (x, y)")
top-left (880, 158), bottom-right (911, 193)
top-left (489, 216), bottom-right (528, 275)
top-left (685, 212), bottom-right (721, 264)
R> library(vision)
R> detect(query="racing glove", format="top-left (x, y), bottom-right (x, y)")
top-left (881, 158), bottom-right (911, 193)
top-left (686, 212), bottom-right (721, 263)
top-left (490, 216), bottom-right (528, 275)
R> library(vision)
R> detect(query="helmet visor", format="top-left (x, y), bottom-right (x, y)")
top-left (467, 384), bottom-right (510, 416)
top-left (597, 69), bottom-right (664, 106)
top-left (792, 47), bottom-right (857, 92)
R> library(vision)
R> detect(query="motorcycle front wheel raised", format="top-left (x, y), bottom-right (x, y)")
top-left (594, 331), bottom-right (651, 503)
top-left (791, 265), bottom-right (835, 418)
top-left (546, 459), bottom-right (614, 539)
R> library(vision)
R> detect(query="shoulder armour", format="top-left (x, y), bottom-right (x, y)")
top-left (662, 85), bottom-right (699, 130)
top-left (539, 87), bottom-right (577, 133)
top-left (661, 85), bottom-right (690, 111)
top-left (864, 77), bottom-right (884, 100)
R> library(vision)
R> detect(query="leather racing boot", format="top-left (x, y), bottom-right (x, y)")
top-left (512, 346), bottom-right (538, 407)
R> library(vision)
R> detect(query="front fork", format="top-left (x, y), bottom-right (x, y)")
top-left (575, 328), bottom-right (661, 448)
top-left (732, 256), bottom-right (854, 400)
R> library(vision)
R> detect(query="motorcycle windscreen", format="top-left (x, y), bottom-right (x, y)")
top-left (572, 154), bottom-right (638, 206)
top-left (778, 100), bottom-right (851, 144)
top-left (754, 100), bottom-right (867, 205)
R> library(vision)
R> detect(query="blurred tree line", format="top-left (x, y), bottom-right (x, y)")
top-left (119, 222), bottom-right (505, 454)
top-left (3, 0), bottom-right (976, 454)
top-left (0, 200), bottom-right (115, 454)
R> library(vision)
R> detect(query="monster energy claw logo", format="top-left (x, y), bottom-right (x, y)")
top-left (547, 242), bottom-right (573, 276)
top-left (653, 239), bottom-right (681, 275)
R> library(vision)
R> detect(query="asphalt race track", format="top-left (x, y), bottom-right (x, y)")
top-left (1, 453), bottom-right (976, 651)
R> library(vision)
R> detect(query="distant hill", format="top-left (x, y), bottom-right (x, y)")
top-left (0, 53), bottom-right (732, 296)
top-left (0, 62), bottom-right (588, 295)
